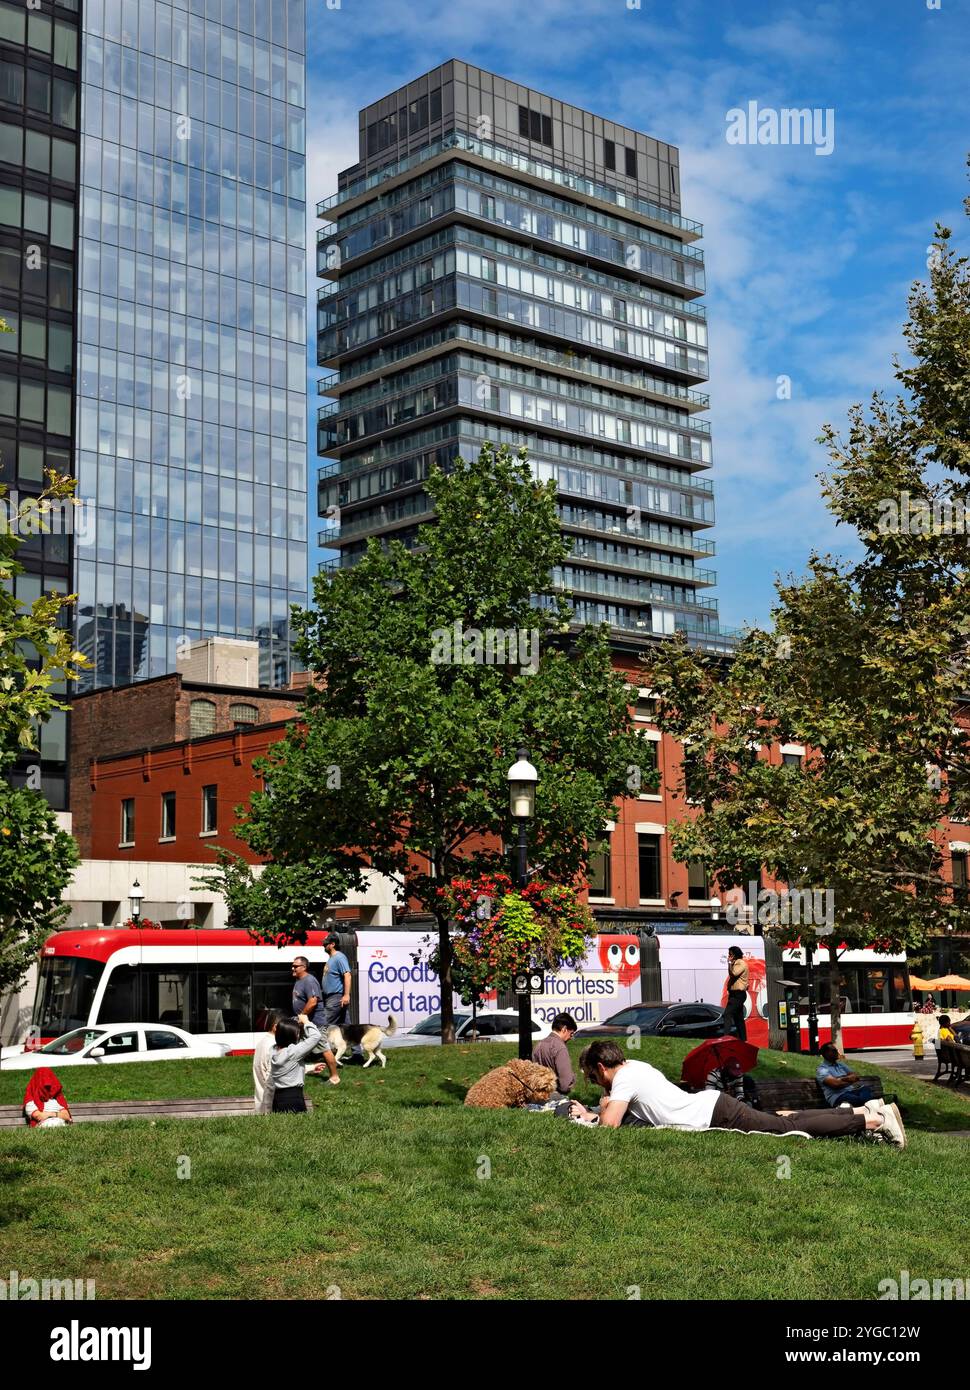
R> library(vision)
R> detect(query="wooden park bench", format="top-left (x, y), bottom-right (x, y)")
top-left (934, 1043), bottom-right (957, 1083)
top-left (935, 1043), bottom-right (970, 1087)
top-left (753, 1075), bottom-right (884, 1112)
top-left (681, 1074), bottom-right (885, 1111)
top-left (0, 1095), bottom-right (284, 1128)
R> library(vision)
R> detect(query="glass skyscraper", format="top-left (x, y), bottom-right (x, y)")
top-left (318, 61), bottom-right (730, 654)
top-left (2, 0), bottom-right (308, 805)
top-left (1, 0), bottom-right (81, 807)
top-left (75, 0), bottom-right (309, 696)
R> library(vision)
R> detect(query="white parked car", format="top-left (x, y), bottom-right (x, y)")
top-left (385, 1007), bottom-right (551, 1048)
top-left (0, 1024), bottom-right (227, 1070)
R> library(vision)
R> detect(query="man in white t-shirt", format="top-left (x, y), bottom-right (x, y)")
top-left (568, 1042), bottom-right (905, 1146)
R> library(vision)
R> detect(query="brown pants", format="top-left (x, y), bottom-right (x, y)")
top-left (711, 1093), bottom-right (866, 1138)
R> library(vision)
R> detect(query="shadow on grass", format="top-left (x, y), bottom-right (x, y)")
top-left (399, 1079), bottom-right (469, 1106)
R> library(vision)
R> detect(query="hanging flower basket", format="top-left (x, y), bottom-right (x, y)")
top-left (430, 873), bottom-right (597, 1003)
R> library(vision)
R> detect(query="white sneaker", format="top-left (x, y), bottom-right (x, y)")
top-left (877, 1102), bottom-right (906, 1149)
top-left (863, 1098), bottom-right (886, 1119)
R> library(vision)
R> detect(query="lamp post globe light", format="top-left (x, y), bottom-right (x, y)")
top-left (709, 895), bottom-right (721, 923)
top-left (507, 749), bottom-right (538, 1062)
top-left (128, 880), bottom-right (144, 925)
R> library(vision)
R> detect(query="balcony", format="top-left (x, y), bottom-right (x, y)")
top-left (553, 568), bottom-right (719, 609)
top-left (318, 131), bottom-right (704, 240)
top-left (557, 508), bottom-right (716, 555)
top-left (567, 541), bottom-right (716, 586)
top-left (320, 321), bottom-right (709, 410)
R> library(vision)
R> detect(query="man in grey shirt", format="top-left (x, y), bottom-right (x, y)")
top-left (533, 1013), bottom-right (578, 1097)
top-left (291, 956), bottom-right (340, 1084)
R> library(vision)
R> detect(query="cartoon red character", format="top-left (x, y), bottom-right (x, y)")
top-left (599, 934), bottom-right (641, 986)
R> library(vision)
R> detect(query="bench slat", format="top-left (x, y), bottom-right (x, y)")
top-left (0, 1095), bottom-right (264, 1127)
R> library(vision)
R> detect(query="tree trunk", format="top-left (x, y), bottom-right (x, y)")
top-left (828, 953), bottom-right (843, 1053)
top-left (437, 909), bottom-right (455, 1045)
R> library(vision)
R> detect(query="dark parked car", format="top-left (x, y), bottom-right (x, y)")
top-left (574, 1001), bottom-right (727, 1042)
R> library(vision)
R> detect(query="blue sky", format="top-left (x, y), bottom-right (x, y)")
top-left (305, 0), bottom-right (970, 633)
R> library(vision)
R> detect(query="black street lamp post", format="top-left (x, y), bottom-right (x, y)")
top-left (128, 880), bottom-right (144, 925)
top-left (805, 943), bottom-right (819, 1055)
top-left (508, 749), bottom-right (538, 1062)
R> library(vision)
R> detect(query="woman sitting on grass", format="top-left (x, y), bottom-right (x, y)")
top-left (23, 1069), bottom-right (73, 1128)
top-left (269, 1014), bottom-right (322, 1114)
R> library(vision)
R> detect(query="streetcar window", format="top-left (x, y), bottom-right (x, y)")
top-left (202, 968), bottom-right (252, 1033)
top-left (863, 966), bottom-right (889, 1014)
top-left (32, 957), bottom-right (104, 1035)
top-left (889, 968), bottom-right (912, 1011)
top-left (98, 963), bottom-right (138, 1024)
top-left (254, 968), bottom-right (295, 1026)
top-left (783, 961), bottom-right (908, 1014)
top-left (141, 966), bottom-right (195, 1030)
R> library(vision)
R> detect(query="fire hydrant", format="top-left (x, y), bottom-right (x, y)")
top-left (911, 1021), bottom-right (924, 1059)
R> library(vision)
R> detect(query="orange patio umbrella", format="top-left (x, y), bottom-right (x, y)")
top-left (909, 976), bottom-right (936, 991)
top-left (923, 975), bottom-right (970, 991)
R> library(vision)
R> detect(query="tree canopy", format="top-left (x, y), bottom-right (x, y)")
top-left (240, 443), bottom-right (647, 1040)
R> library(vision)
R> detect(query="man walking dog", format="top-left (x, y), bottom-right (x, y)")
top-left (322, 933), bottom-right (353, 1030)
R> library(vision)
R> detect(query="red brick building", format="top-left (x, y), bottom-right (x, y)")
top-left (82, 717), bottom-right (293, 865)
top-left (71, 672), bottom-right (302, 859)
top-left (72, 659), bottom-right (970, 952)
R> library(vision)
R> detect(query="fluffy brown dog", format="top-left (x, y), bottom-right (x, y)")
top-left (464, 1058), bottom-right (558, 1109)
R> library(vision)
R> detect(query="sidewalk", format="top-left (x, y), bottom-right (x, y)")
top-left (845, 1047), bottom-right (939, 1080)
top-left (845, 1047), bottom-right (970, 1136)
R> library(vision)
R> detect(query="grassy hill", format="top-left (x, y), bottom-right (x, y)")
top-left (1, 1040), bottom-right (967, 1300)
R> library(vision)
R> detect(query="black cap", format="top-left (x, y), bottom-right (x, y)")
top-left (323, 933), bottom-right (340, 946)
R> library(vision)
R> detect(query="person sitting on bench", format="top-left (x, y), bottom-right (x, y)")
top-left (938, 1015), bottom-right (956, 1045)
top-left (815, 1042), bottom-right (876, 1107)
top-left (23, 1069), bottom-right (73, 1128)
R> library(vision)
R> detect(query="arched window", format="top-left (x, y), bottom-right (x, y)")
top-left (189, 699), bottom-right (216, 739)
top-left (230, 702), bottom-right (258, 729)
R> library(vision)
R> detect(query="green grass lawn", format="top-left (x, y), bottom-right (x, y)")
top-left (1, 1041), bottom-right (968, 1301)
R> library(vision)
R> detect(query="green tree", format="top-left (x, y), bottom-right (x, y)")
top-left (646, 196), bottom-right (970, 1049)
top-left (240, 444), bottom-right (647, 1042)
top-left (194, 848), bottom-right (359, 945)
top-left (0, 475), bottom-right (85, 1003)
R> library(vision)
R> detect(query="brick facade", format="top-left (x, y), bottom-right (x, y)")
top-left (73, 660), bottom-right (968, 930)
top-left (70, 674), bottom-right (302, 857)
top-left (84, 721), bottom-right (293, 865)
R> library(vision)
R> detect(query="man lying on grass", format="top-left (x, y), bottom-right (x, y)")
top-left (568, 1042), bottom-right (906, 1147)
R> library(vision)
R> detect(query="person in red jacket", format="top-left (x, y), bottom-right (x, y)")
top-left (23, 1069), bottom-right (73, 1127)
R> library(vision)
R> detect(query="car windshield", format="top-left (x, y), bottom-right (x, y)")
top-left (40, 1027), bottom-right (108, 1055)
top-left (410, 1012), bottom-right (471, 1036)
top-left (604, 1006), bottom-right (670, 1028)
